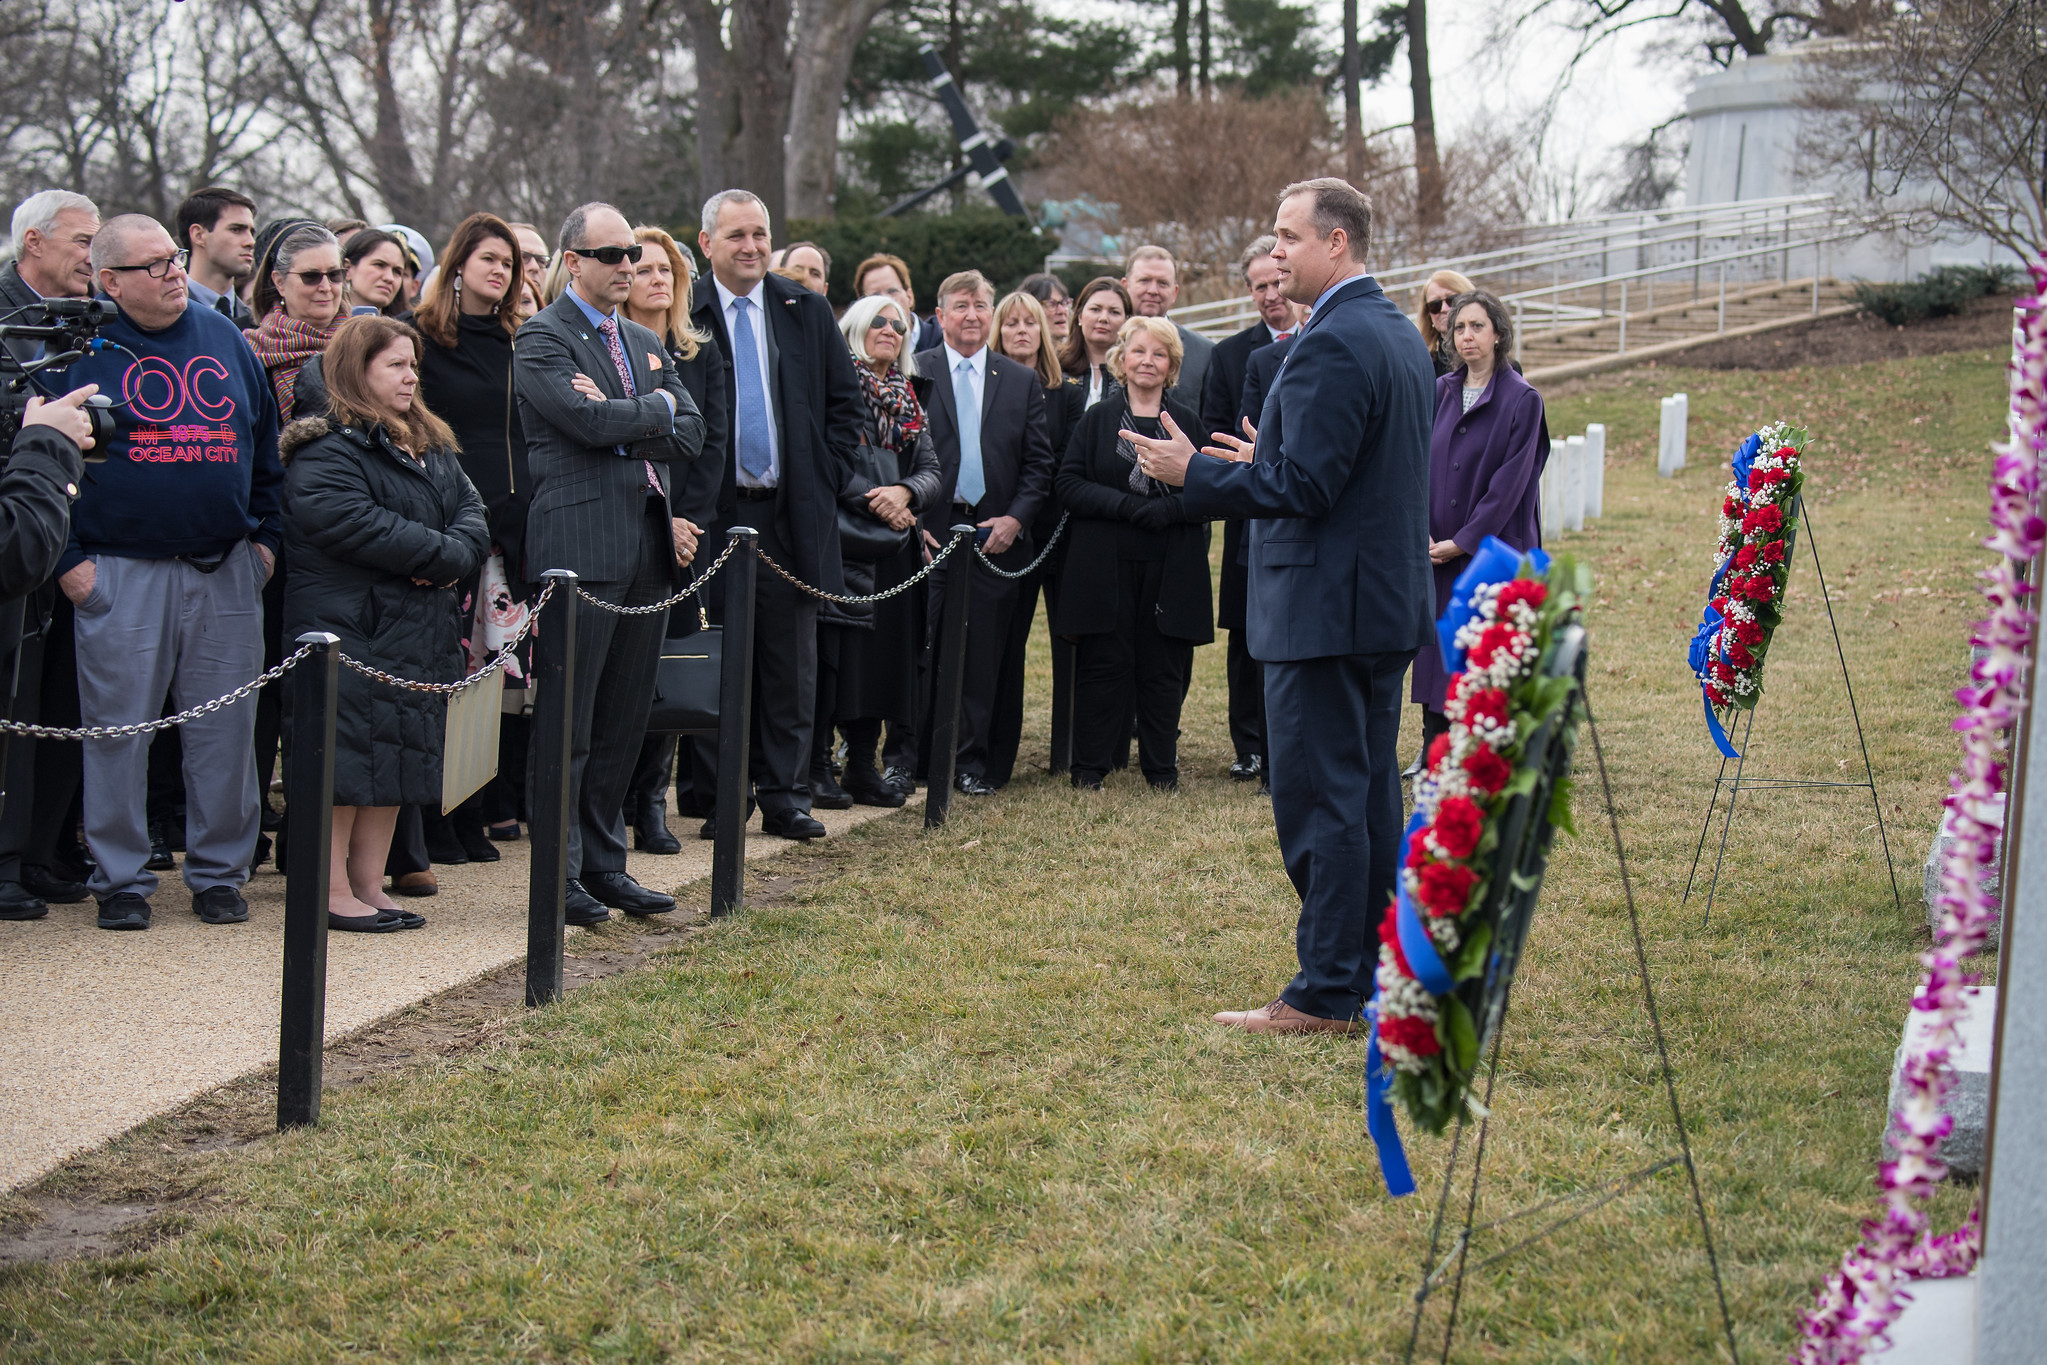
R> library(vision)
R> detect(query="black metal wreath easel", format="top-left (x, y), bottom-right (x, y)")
top-left (1399, 656), bottom-right (1741, 1364)
top-left (1683, 496), bottom-right (1902, 924)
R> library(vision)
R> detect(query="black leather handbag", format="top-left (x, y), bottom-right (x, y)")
top-left (837, 437), bottom-right (914, 561)
top-left (645, 602), bottom-right (720, 735)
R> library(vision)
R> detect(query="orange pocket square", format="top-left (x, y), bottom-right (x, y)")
top-left (647, 351), bottom-right (664, 370)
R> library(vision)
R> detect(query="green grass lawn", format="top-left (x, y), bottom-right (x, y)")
top-left (1, 344), bottom-right (2008, 1362)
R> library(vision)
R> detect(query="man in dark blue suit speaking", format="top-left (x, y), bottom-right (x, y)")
top-left (1124, 177), bottom-right (1435, 1034)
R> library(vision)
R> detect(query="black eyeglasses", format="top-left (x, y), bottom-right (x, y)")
top-left (293, 268), bottom-right (347, 287)
top-left (521, 251), bottom-right (548, 269)
top-left (567, 244), bottom-right (644, 266)
top-left (868, 315), bottom-right (907, 335)
top-left (106, 249), bottom-right (189, 279)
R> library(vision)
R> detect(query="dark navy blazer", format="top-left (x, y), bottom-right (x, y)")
top-left (1180, 274), bottom-right (1435, 663)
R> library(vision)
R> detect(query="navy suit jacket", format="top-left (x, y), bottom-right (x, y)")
top-left (1180, 274), bottom-right (1435, 663)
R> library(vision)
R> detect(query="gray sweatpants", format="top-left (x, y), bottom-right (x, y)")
top-left (72, 543), bottom-right (265, 901)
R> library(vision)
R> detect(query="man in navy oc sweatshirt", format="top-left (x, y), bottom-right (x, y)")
top-left (59, 215), bottom-right (283, 931)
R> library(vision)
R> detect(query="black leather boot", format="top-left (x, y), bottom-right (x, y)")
top-left (634, 791), bottom-right (681, 853)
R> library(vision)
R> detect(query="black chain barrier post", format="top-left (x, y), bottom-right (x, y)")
top-left (526, 571), bottom-right (577, 1008)
top-left (277, 632), bottom-right (340, 1130)
top-left (711, 527), bottom-right (759, 918)
top-left (925, 526), bottom-right (977, 830)
top-left (1048, 634), bottom-right (1075, 776)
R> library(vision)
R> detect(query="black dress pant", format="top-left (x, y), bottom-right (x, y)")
top-left (929, 549), bottom-right (1026, 785)
top-left (690, 509), bottom-right (818, 820)
top-left (1226, 627), bottom-right (1266, 762)
top-left (534, 500), bottom-right (671, 879)
top-left (1071, 557), bottom-right (1193, 785)
top-left (0, 603), bottom-right (82, 883)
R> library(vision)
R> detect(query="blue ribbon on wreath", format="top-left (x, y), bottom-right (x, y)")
top-left (1689, 434), bottom-right (1761, 759)
top-left (1437, 537), bottom-right (1551, 674)
top-left (1368, 542), bottom-right (1546, 1198)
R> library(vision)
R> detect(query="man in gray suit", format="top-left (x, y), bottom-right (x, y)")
top-left (1123, 244), bottom-right (1215, 410)
top-left (516, 202), bottom-right (707, 925)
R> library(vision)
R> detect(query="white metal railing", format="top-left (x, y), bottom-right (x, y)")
top-left (1174, 197), bottom-right (1852, 343)
top-left (1170, 194), bottom-right (1850, 340)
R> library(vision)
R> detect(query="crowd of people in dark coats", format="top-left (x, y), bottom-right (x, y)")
top-left (0, 178), bottom-right (1547, 933)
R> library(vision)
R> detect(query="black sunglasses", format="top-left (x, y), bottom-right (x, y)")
top-left (867, 315), bottom-right (907, 335)
top-left (106, 249), bottom-right (189, 279)
top-left (293, 268), bottom-right (347, 287)
top-left (1427, 296), bottom-right (1453, 313)
top-left (567, 244), bottom-right (644, 266)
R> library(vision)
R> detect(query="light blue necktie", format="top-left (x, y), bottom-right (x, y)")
top-left (953, 358), bottom-right (985, 507)
top-left (731, 298), bottom-right (774, 481)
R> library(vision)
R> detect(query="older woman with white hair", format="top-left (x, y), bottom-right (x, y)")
top-left (808, 292), bottom-right (943, 808)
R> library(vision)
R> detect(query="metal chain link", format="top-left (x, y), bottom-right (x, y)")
top-left (970, 510), bottom-right (1069, 580)
top-left (340, 578), bottom-right (557, 696)
top-left (572, 534), bottom-right (740, 616)
top-left (0, 643), bottom-right (317, 740)
top-left (755, 528), bottom-right (968, 606)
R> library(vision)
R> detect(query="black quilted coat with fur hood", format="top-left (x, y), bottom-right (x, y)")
top-left (280, 415), bottom-right (488, 806)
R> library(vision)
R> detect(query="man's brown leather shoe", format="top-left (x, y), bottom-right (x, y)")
top-left (1213, 999), bottom-right (1357, 1035)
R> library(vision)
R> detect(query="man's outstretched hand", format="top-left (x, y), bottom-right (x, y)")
top-left (1123, 410), bottom-right (1196, 488)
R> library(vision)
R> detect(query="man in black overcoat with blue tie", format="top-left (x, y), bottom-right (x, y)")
top-left (517, 202), bottom-right (707, 924)
top-left (686, 190), bottom-right (867, 840)
top-left (1125, 178), bottom-right (1436, 1034)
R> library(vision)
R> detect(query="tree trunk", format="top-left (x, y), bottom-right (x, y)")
top-left (732, 0), bottom-right (795, 224)
top-left (364, 0), bottom-right (431, 229)
top-left (1173, 0), bottom-right (1191, 96)
top-left (1407, 0), bottom-right (1442, 230)
top-left (785, 0), bottom-right (892, 219)
top-left (1198, 0), bottom-right (1211, 95)
top-left (1343, 0), bottom-right (1363, 182)
top-left (681, 0), bottom-right (739, 200)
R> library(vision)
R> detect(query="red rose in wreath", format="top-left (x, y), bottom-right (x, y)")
top-left (1460, 688), bottom-right (1510, 729)
top-left (1742, 503), bottom-right (1783, 536)
top-left (1495, 579), bottom-right (1549, 615)
top-left (1417, 861), bottom-right (1479, 917)
top-left (1379, 1013), bottom-right (1443, 1057)
top-left (1462, 746), bottom-right (1512, 794)
top-left (1430, 796), bottom-right (1485, 859)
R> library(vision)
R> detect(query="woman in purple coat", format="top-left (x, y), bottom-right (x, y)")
top-left (1410, 290), bottom-right (1549, 759)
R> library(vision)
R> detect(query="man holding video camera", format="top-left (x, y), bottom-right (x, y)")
top-left (0, 189), bottom-right (103, 920)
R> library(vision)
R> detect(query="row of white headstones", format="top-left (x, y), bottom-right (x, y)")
top-left (1537, 393), bottom-right (1689, 541)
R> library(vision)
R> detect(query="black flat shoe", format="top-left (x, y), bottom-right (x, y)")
top-left (423, 828), bottom-right (469, 865)
top-left (762, 810), bottom-right (827, 841)
top-left (583, 870), bottom-right (675, 915)
top-left (455, 824), bottom-right (501, 862)
top-left (563, 879), bottom-right (611, 926)
top-left (0, 881), bottom-right (48, 920)
top-left (842, 769), bottom-right (906, 808)
top-left (96, 892), bottom-right (150, 930)
top-left (632, 798), bottom-right (682, 854)
top-left (487, 821), bottom-right (521, 842)
top-left (328, 909), bottom-right (404, 933)
top-left (145, 820), bottom-right (175, 872)
top-left (809, 770), bottom-right (854, 811)
top-left (192, 885), bottom-right (250, 924)
top-left (391, 908), bottom-right (427, 930)
top-left (22, 864), bottom-right (87, 905)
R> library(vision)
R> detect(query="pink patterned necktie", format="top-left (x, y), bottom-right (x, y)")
top-left (598, 315), bottom-right (662, 494)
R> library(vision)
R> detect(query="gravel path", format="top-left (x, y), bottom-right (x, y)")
top-left (0, 798), bottom-right (917, 1192)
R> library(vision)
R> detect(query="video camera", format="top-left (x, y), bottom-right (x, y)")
top-left (0, 297), bottom-right (116, 459)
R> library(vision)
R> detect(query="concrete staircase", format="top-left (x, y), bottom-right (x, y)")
top-left (1515, 278), bottom-right (1858, 383)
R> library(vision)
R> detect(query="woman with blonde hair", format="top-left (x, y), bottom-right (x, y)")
top-left (619, 223), bottom-right (730, 848)
top-left (1052, 315), bottom-right (1212, 791)
top-left (278, 314), bottom-right (489, 930)
top-left (994, 289), bottom-right (1086, 774)
top-left (1415, 268), bottom-right (1475, 376)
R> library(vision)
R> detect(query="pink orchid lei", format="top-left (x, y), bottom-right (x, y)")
top-left (1794, 271), bottom-right (2045, 1361)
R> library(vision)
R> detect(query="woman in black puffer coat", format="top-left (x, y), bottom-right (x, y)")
top-left (280, 315), bottom-right (488, 932)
